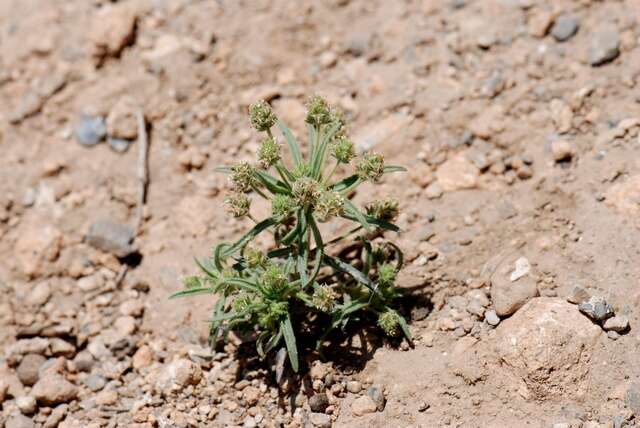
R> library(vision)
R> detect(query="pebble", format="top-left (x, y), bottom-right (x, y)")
top-left (551, 15), bottom-right (579, 42)
top-left (485, 310), bottom-right (500, 326)
top-left (16, 395), bottom-right (37, 414)
top-left (155, 359), bottom-right (202, 392)
top-left (367, 385), bottom-right (386, 411)
top-left (578, 296), bottom-right (614, 321)
top-left (106, 96), bottom-right (139, 140)
top-left (84, 374), bottom-right (106, 392)
top-left (603, 315), bottom-right (629, 333)
top-left (73, 350), bottom-right (95, 372)
top-left (309, 393), bottom-right (330, 413)
top-left (351, 395), bottom-right (378, 416)
top-left (85, 220), bottom-right (135, 258)
top-left (418, 401), bottom-right (430, 412)
top-left (607, 331), bottom-right (620, 340)
top-left (309, 412), bottom-right (332, 428)
top-left (108, 138), bottom-right (133, 153)
top-left (625, 383), bottom-right (640, 416)
top-left (346, 381), bottom-right (362, 394)
top-left (32, 374), bottom-right (78, 406)
top-left (589, 29), bottom-right (620, 66)
top-left (510, 257), bottom-right (531, 282)
top-left (75, 115), bottom-right (107, 146)
top-left (551, 140), bottom-right (574, 162)
top-left (566, 285), bottom-right (590, 304)
top-left (89, 4), bottom-right (137, 63)
top-left (17, 354), bottom-right (46, 386)
top-left (132, 345), bottom-right (154, 370)
top-left (466, 299), bottom-right (486, 318)
top-left (5, 414), bottom-right (35, 428)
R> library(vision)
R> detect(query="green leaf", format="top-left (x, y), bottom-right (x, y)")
top-left (213, 243), bottom-right (230, 271)
top-left (264, 328), bottom-right (284, 355)
top-left (296, 210), bottom-right (309, 287)
top-left (281, 314), bottom-right (299, 372)
top-left (331, 174), bottom-right (360, 193)
top-left (222, 216), bottom-right (280, 257)
top-left (343, 200), bottom-right (372, 231)
top-left (277, 120), bottom-right (303, 166)
top-left (324, 255), bottom-right (378, 294)
top-left (267, 246), bottom-right (294, 259)
top-left (341, 214), bottom-right (400, 233)
top-left (194, 256), bottom-right (219, 278)
top-left (169, 287), bottom-right (214, 299)
top-left (307, 123), bottom-right (318, 155)
top-left (220, 277), bottom-right (261, 293)
top-left (255, 170), bottom-right (290, 194)
top-left (304, 215), bottom-right (324, 287)
top-left (214, 166), bottom-right (233, 174)
top-left (311, 121), bottom-right (341, 179)
top-left (398, 314), bottom-right (412, 341)
top-left (383, 165), bottom-right (407, 174)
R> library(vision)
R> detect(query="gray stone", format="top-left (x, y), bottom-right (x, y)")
top-left (17, 354), bottom-right (46, 386)
top-left (589, 29), bottom-right (620, 66)
top-left (367, 384), bottom-right (386, 411)
top-left (74, 115), bottom-right (107, 146)
top-left (578, 296), bottom-right (614, 321)
top-left (491, 256), bottom-right (538, 317)
top-left (85, 221), bottom-right (135, 258)
top-left (626, 383), bottom-right (640, 416)
top-left (551, 15), bottom-right (579, 42)
top-left (32, 374), bottom-right (78, 406)
top-left (43, 405), bottom-right (68, 428)
top-left (84, 374), bottom-right (106, 392)
top-left (566, 285), bottom-right (590, 304)
top-left (608, 330), bottom-right (620, 340)
top-left (309, 412), bottom-right (332, 428)
top-left (16, 395), bottom-right (37, 414)
top-left (309, 393), bottom-right (329, 413)
top-left (603, 315), bottom-right (629, 332)
top-left (73, 350), bottom-right (95, 372)
top-left (485, 310), bottom-right (500, 326)
top-left (5, 414), bottom-right (35, 428)
top-left (108, 138), bottom-right (133, 153)
top-left (466, 299), bottom-right (486, 318)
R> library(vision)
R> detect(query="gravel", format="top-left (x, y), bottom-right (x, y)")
top-left (551, 15), bottom-right (579, 42)
top-left (74, 115), bottom-right (107, 146)
top-left (589, 29), bottom-right (620, 66)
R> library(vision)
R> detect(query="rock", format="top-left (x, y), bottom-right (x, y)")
top-left (17, 354), bottom-right (46, 386)
top-left (436, 154), bottom-right (480, 192)
top-left (0, 378), bottom-right (8, 403)
top-left (550, 100), bottom-right (573, 134)
top-left (467, 299), bottom-right (486, 318)
top-left (480, 71), bottom-right (505, 98)
top-left (551, 15), bottom-right (579, 42)
top-left (309, 412), bottom-right (332, 428)
top-left (589, 28), bottom-right (620, 66)
top-left (490, 256), bottom-right (539, 317)
top-left (243, 386), bottom-right (260, 406)
top-left (108, 138), bottom-right (132, 153)
top-left (309, 393), bottom-right (329, 413)
top-left (120, 299), bottom-right (144, 317)
top-left (5, 414), bottom-right (35, 428)
top-left (132, 345), bottom-right (154, 370)
top-left (89, 4), bottom-right (137, 63)
top-left (9, 338), bottom-right (49, 357)
top-left (84, 374), bottom-right (106, 392)
top-left (95, 389), bottom-right (118, 406)
top-left (26, 282), bottom-right (51, 306)
top-left (551, 140), bottom-right (574, 162)
top-left (85, 221), bottom-right (135, 258)
top-left (566, 285), bottom-right (590, 304)
top-left (49, 339), bottom-right (76, 358)
top-left (43, 404), bottom-right (68, 428)
top-left (603, 315), bottom-right (629, 332)
top-left (367, 385), bottom-right (386, 411)
top-left (353, 113), bottom-right (411, 152)
top-left (74, 115), bottom-right (107, 146)
top-left (626, 383), bottom-right (640, 417)
top-left (346, 381), bottom-right (362, 394)
top-left (16, 395), bottom-right (37, 414)
top-left (607, 331), bottom-right (620, 340)
top-left (351, 395), bottom-right (378, 416)
top-left (486, 309), bottom-right (501, 326)
top-left (309, 362), bottom-right (330, 381)
top-left (606, 175), bottom-right (640, 217)
top-left (578, 296), bottom-right (614, 321)
top-left (106, 96), bottom-right (139, 140)
top-left (528, 9), bottom-right (553, 38)
top-left (494, 298), bottom-right (601, 399)
top-left (114, 316), bottom-right (137, 335)
top-left (510, 257), bottom-right (531, 282)
top-left (155, 359), bottom-right (202, 393)
top-left (15, 225), bottom-right (62, 278)
top-left (73, 351), bottom-right (95, 372)
top-left (32, 374), bottom-right (78, 406)
top-left (425, 182), bottom-right (443, 199)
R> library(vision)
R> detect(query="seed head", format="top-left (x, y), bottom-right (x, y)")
top-left (225, 192), bottom-right (251, 218)
top-left (259, 301), bottom-right (288, 329)
top-left (365, 198), bottom-right (399, 222)
top-left (356, 152), bottom-right (385, 182)
top-left (378, 310), bottom-right (400, 336)
top-left (292, 177), bottom-right (322, 207)
top-left (230, 161), bottom-right (258, 192)
top-left (272, 194), bottom-right (296, 217)
top-left (305, 95), bottom-right (332, 127)
top-left (249, 100), bottom-right (277, 132)
top-left (245, 247), bottom-right (268, 268)
top-left (292, 162), bottom-right (312, 180)
top-left (261, 265), bottom-right (288, 294)
top-left (315, 190), bottom-right (344, 222)
top-left (232, 294), bottom-right (254, 313)
top-left (331, 135), bottom-right (355, 164)
top-left (312, 285), bottom-right (339, 312)
top-left (258, 136), bottom-right (281, 168)
top-left (377, 263), bottom-right (397, 287)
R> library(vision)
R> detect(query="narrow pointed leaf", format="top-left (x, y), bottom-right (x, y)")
top-left (255, 170), bottom-right (290, 194)
top-left (330, 174), bottom-right (359, 192)
top-left (343, 200), bottom-right (372, 231)
top-left (277, 120), bottom-right (302, 165)
top-left (170, 287), bottom-right (214, 299)
top-left (281, 315), bottom-right (299, 372)
top-left (222, 216), bottom-right (280, 257)
top-left (324, 255), bottom-right (378, 293)
top-left (383, 165), bottom-right (407, 174)
top-left (398, 315), bottom-right (412, 341)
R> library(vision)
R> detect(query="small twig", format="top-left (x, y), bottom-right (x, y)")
top-left (134, 109), bottom-right (149, 236)
top-left (115, 264), bottom-right (129, 288)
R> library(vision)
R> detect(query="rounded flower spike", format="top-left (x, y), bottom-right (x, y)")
top-left (312, 285), bottom-right (339, 312)
top-left (271, 194), bottom-right (296, 217)
top-left (258, 136), bottom-right (281, 168)
top-left (331, 135), bottom-right (356, 164)
top-left (230, 161), bottom-right (258, 192)
top-left (356, 152), bottom-right (385, 182)
top-left (249, 100), bottom-right (277, 132)
top-left (292, 177), bottom-right (322, 207)
top-left (378, 309), bottom-right (400, 336)
top-left (305, 95), bottom-right (332, 127)
top-left (315, 190), bottom-right (345, 222)
top-left (225, 193), bottom-right (251, 218)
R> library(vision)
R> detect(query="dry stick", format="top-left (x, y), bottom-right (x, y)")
top-left (134, 109), bottom-right (149, 235)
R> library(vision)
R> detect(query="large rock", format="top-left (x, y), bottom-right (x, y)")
top-left (494, 298), bottom-right (601, 399)
top-left (490, 256), bottom-right (538, 317)
top-left (31, 374), bottom-right (78, 406)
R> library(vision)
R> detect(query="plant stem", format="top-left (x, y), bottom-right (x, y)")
top-left (251, 184), bottom-right (269, 199)
top-left (323, 160), bottom-right (339, 185)
top-left (275, 163), bottom-right (292, 188)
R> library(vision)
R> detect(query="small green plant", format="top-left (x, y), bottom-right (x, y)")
top-left (172, 96), bottom-right (410, 373)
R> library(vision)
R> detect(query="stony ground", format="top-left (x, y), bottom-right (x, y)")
top-left (2, 0), bottom-right (640, 427)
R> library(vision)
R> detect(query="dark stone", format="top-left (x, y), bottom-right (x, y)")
top-left (367, 385), bottom-right (386, 411)
top-left (308, 393), bottom-right (329, 413)
top-left (551, 15), bottom-right (579, 42)
top-left (578, 296), bottom-right (614, 321)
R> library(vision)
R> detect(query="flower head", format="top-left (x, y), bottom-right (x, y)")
top-left (258, 136), bottom-right (281, 168)
top-left (225, 192), bottom-right (251, 218)
top-left (315, 190), bottom-right (344, 222)
top-left (305, 95), bottom-right (332, 127)
top-left (292, 177), bottom-right (322, 207)
top-left (272, 194), bottom-right (297, 217)
top-left (245, 247), bottom-right (268, 268)
top-left (233, 294), bottom-right (254, 313)
top-left (365, 198), bottom-right (399, 222)
top-left (312, 285), bottom-right (339, 312)
top-left (356, 152), bottom-right (385, 182)
top-left (230, 161), bottom-right (258, 192)
top-left (377, 263), bottom-right (397, 287)
top-left (331, 135), bottom-right (355, 164)
top-left (378, 310), bottom-right (400, 336)
top-left (261, 265), bottom-right (288, 295)
top-left (258, 301), bottom-right (288, 329)
top-left (249, 100), bottom-right (277, 132)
